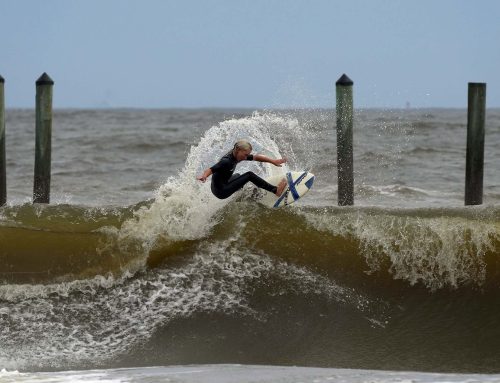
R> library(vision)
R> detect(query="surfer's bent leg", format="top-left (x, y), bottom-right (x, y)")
top-left (243, 172), bottom-right (278, 193)
top-left (212, 172), bottom-right (277, 199)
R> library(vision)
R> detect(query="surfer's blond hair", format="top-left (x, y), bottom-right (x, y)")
top-left (233, 140), bottom-right (252, 152)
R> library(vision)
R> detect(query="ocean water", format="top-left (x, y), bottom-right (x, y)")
top-left (3, 365), bottom-right (500, 383)
top-left (0, 108), bottom-right (500, 381)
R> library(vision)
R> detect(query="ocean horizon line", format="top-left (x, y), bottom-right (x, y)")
top-left (4, 106), bottom-right (500, 111)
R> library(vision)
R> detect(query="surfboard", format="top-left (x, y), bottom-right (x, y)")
top-left (259, 171), bottom-right (315, 208)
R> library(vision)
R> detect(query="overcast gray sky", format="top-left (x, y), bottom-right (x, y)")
top-left (1, 0), bottom-right (499, 108)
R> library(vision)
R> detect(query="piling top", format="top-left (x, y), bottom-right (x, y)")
top-left (468, 82), bottom-right (486, 88)
top-left (336, 74), bottom-right (353, 86)
top-left (36, 72), bottom-right (54, 86)
top-left (0, 75), bottom-right (4, 84)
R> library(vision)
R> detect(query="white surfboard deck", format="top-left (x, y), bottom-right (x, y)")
top-left (260, 171), bottom-right (315, 208)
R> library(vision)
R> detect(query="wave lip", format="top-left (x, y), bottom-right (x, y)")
top-left (1, 201), bottom-right (500, 290)
top-left (298, 205), bottom-right (500, 289)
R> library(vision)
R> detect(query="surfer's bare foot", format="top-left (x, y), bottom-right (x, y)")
top-left (275, 178), bottom-right (287, 196)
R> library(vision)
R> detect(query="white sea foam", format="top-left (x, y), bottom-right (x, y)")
top-left (0, 233), bottom-right (377, 370)
top-left (300, 208), bottom-right (500, 289)
top-left (3, 365), bottom-right (500, 383)
top-left (0, 368), bottom-right (20, 375)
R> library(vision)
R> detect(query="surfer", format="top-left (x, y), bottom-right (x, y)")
top-left (197, 140), bottom-right (288, 199)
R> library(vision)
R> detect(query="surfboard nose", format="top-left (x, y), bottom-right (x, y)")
top-left (305, 176), bottom-right (314, 189)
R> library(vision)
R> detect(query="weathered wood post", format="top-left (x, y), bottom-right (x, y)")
top-left (33, 72), bottom-right (54, 204)
top-left (336, 74), bottom-right (354, 206)
top-left (0, 75), bottom-right (5, 206)
top-left (465, 82), bottom-right (486, 206)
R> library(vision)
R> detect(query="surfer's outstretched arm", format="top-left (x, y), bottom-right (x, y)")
top-left (253, 154), bottom-right (287, 167)
top-left (197, 168), bottom-right (212, 183)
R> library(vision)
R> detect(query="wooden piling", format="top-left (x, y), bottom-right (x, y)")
top-left (33, 72), bottom-right (54, 204)
top-left (336, 74), bottom-right (354, 206)
top-left (465, 82), bottom-right (486, 206)
top-left (0, 75), bottom-right (5, 206)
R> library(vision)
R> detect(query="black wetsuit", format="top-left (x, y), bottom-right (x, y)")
top-left (209, 151), bottom-right (277, 199)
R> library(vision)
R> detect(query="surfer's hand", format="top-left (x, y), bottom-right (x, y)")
top-left (197, 168), bottom-right (212, 182)
top-left (273, 158), bottom-right (287, 167)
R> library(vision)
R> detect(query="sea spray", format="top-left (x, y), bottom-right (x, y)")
top-left (113, 112), bottom-right (314, 268)
top-left (299, 207), bottom-right (500, 289)
top-left (0, 112), bottom-right (319, 283)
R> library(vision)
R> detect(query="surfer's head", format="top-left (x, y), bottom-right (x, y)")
top-left (233, 140), bottom-right (252, 161)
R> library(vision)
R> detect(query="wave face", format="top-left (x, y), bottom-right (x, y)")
top-left (1, 110), bottom-right (500, 373)
top-left (2, 203), bottom-right (500, 372)
top-left (2, 204), bottom-right (499, 288)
